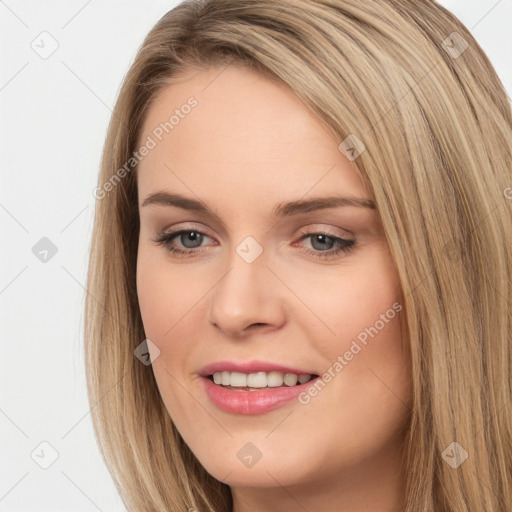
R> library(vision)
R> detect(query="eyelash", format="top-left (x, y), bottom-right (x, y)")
top-left (153, 228), bottom-right (356, 260)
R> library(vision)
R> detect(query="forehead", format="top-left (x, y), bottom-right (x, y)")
top-left (136, 65), bottom-right (367, 206)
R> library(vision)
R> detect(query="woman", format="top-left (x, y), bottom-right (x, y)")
top-left (85, 1), bottom-right (512, 510)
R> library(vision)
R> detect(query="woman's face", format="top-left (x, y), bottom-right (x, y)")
top-left (136, 65), bottom-right (411, 505)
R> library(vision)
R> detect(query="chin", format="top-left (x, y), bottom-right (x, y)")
top-left (188, 434), bottom-right (320, 489)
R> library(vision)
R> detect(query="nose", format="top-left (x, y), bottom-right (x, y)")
top-left (207, 246), bottom-right (287, 338)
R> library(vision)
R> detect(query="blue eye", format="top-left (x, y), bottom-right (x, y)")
top-left (176, 231), bottom-right (205, 249)
top-left (309, 234), bottom-right (336, 251)
top-left (153, 229), bottom-right (356, 259)
top-left (299, 233), bottom-right (356, 259)
top-left (154, 230), bottom-right (213, 255)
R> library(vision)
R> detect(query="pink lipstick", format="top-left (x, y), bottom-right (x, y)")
top-left (199, 360), bottom-right (320, 415)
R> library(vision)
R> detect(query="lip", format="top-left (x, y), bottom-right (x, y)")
top-left (198, 359), bottom-right (317, 377)
top-left (198, 360), bottom-right (320, 415)
top-left (200, 375), bottom-right (320, 415)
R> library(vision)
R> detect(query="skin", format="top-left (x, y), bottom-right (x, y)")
top-left (136, 65), bottom-right (412, 512)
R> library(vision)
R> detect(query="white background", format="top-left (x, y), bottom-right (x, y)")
top-left (1, 1), bottom-right (511, 510)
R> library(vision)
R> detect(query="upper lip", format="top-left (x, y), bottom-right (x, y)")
top-left (199, 360), bottom-right (319, 377)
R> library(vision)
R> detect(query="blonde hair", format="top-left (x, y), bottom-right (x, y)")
top-left (84, 1), bottom-right (512, 510)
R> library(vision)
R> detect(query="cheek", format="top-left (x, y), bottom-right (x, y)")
top-left (288, 248), bottom-right (408, 408)
top-left (285, 247), bottom-right (403, 349)
top-left (288, 260), bottom-right (409, 468)
top-left (136, 250), bottom-right (204, 422)
top-left (136, 247), bottom-right (206, 340)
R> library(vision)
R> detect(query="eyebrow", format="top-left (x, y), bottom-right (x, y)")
top-left (141, 191), bottom-right (376, 217)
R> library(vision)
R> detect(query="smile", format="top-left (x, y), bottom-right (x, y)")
top-left (201, 372), bottom-right (320, 415)
top-left (211, 370), bottom-right (315, 389)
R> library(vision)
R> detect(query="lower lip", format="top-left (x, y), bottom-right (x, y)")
top-left (201, 376), bottom-right (319, 415)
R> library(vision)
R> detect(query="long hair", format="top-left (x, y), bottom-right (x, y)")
top-left (84, 1), bottom-right (512, 510)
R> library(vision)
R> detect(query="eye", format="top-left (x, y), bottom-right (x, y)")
top-left (296, 232), bottom-right (356, 259)
top-left (154, 229), bottom-right (215, 256)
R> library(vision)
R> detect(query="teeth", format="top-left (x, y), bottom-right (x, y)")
top-left (247, 372), bottom-right (267, 387)
top-left (267, 371), bottom-right (284, 387)
top-left (211, 371), bottom-right (314, 388)
top-left (283, 373), bottom-right (297, 386)
top-left (230, 372), bottom-right (247, 387)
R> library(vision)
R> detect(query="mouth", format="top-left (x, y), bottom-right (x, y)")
top-left (200, 369), bottom-right (321, 415)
